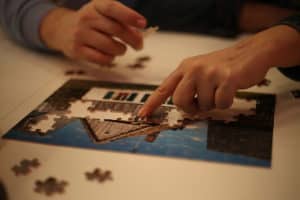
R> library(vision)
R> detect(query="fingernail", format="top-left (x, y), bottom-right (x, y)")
top-left (136, 19), bottom-right (146, 28)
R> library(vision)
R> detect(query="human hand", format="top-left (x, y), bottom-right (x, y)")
top-left (139, 25), bottom-right (300, 116)
top-left (40, 0), bottom-right (147, 64)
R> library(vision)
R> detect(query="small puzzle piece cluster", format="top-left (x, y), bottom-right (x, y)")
top-left (85, 168), bottom-right (113, 183)
top-left (127, 55), bottom-right (151, 69)
top-left (65, 69), bottom-right (86, 76)
top-left (11, 158), bottom-right (40, 176)
top-left (34, 177), bottom-right (68, 196)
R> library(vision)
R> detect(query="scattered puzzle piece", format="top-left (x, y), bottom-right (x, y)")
top-left (127, 63), bottom-right (145, 69)
top-left (64, 69), bottom-right (87, 76)
top-left (102, 63), bottom-right (117, 68)
top-left (143, 26), bottom-right (159, 38)
top-left (137, 56), bottom-right (151, 63)
top-left (85, 168), bottom-right (113, 183)
top-left (12, 158), bottom-right (40, 176)
top-left (34, 177), bottom-right (68, 196)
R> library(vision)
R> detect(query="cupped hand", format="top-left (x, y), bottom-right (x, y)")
top-left (41, 0), bottom-right (147, 64)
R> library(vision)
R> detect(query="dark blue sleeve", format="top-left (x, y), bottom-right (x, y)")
top-left (0, 0), bottom-right (56, 50)
top-left (134, 0), bottom-right (244, 37)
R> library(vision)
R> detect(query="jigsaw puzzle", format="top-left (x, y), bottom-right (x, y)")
top-left (34, 177), bottom-right (68, 196)
top-left (65, 69), bottom-right (87, 76)
top-left (11, 158), bottom-right (40, 176)
top-left (3, 80), bottom-right (276, 167)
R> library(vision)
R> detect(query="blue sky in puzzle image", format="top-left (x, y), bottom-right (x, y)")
top-left (4, 119), bottom-right (269, 167)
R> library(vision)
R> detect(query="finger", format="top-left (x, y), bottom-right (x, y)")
top-left (173, 75), bottom-right (198, 114)
top-left (196, 80), bottom-right (216, 111)
top-left (95, 0), bottom-right (147, 28)
top-left (89, 16), bottom-right (143, 50)
top-left (138, 70), bottom-right (183, 117)
top-left (79, 46), bottom-right (114, 64)
top-left (215, 83), bottom-right (236, 109)
top-left (79, 29), bottom-right (127, 56)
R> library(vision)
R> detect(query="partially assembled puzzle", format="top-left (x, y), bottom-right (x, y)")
top-left (3, 80), bottom-right (276, 167)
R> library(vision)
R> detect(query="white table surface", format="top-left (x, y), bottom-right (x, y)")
top-left (0, 28), bottom-right (299, 200)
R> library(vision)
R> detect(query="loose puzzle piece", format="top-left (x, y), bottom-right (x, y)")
top-left (143, 26), bottom-right (159, 38)
top-left (64, 69), bottom-right (87, 76)
top-left (11, 158), bottom-right (40, 176)
top-left (85, 168), bottom-right (113, 183)
top-left (34, 177), bottom-right (68, 196)
top-left (127, 55), bottom-right (151, 69)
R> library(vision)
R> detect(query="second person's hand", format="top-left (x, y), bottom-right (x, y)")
top-left (40, 0), bottom-right (147, 64)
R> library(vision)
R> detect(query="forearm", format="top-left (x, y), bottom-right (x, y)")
top-left (0, 0), bottom-right (56, 49)
top-left (239, 2), bottom-right (298, 33)
top-left (266, 26), bottom-right (300, 69)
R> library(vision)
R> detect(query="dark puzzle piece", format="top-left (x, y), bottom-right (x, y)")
top-left (0, 181), bottom-right (8, 200)
top-left (34, 177), bottom-right (68, 196)
top-left (136, 56), bottom-right (151, 63)
top-left (257, 78), bottom-right (271, 87)
top-left (291, 89), bottom-right (300, 98)
top-left (85, 168), bottom-right (113, 183)
top-left (127, 63), bottom-right (145, 69)
top-left (102, 63), bottom-right (117, 68)
top-left (127, 55), bottom-right (151, 69)
top-left (64, 69), bottom-right (87, 76)
top-left (11, 158), bottom-right (40, 176)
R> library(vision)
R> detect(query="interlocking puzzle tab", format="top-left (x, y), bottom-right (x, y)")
top-left (11, 158), bottom-right (40, 176)
top-left (34, 177), bottom-right (68, 196)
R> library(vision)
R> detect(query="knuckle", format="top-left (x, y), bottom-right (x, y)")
top-left (156, 85), bottom-right (169, 97)
top-left (78, 12), bottom-right (91, 23)
top-left (173, 95), bottom-right (185, 109)
top-left (103, 1), bottom-right (116, 14)
top-left (112, 24), bottom-right (124, 35)
top-left (70, 43), bottom-right (81, 57)
top-left (73, 28), bottom-right (82, 40)
top-left (216, 95), bottom-right (233, 109)
top-left (99, 55), bottom-right (114, 65)
top-left (204, 67), bottom-right (218, 79)
top-left (179, 58), bottom-right (193, 70)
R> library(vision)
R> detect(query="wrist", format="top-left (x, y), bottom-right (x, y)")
top-left (253, 25), bottom-right (300, 69)
top-left (40, 7), bottom-right (75, 52)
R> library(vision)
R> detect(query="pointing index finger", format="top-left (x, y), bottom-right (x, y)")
top-left (138, 70), bottom-right (183, 117)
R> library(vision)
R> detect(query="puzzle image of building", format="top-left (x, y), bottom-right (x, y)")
top-left (3, 80), bottom-right (276, 167)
